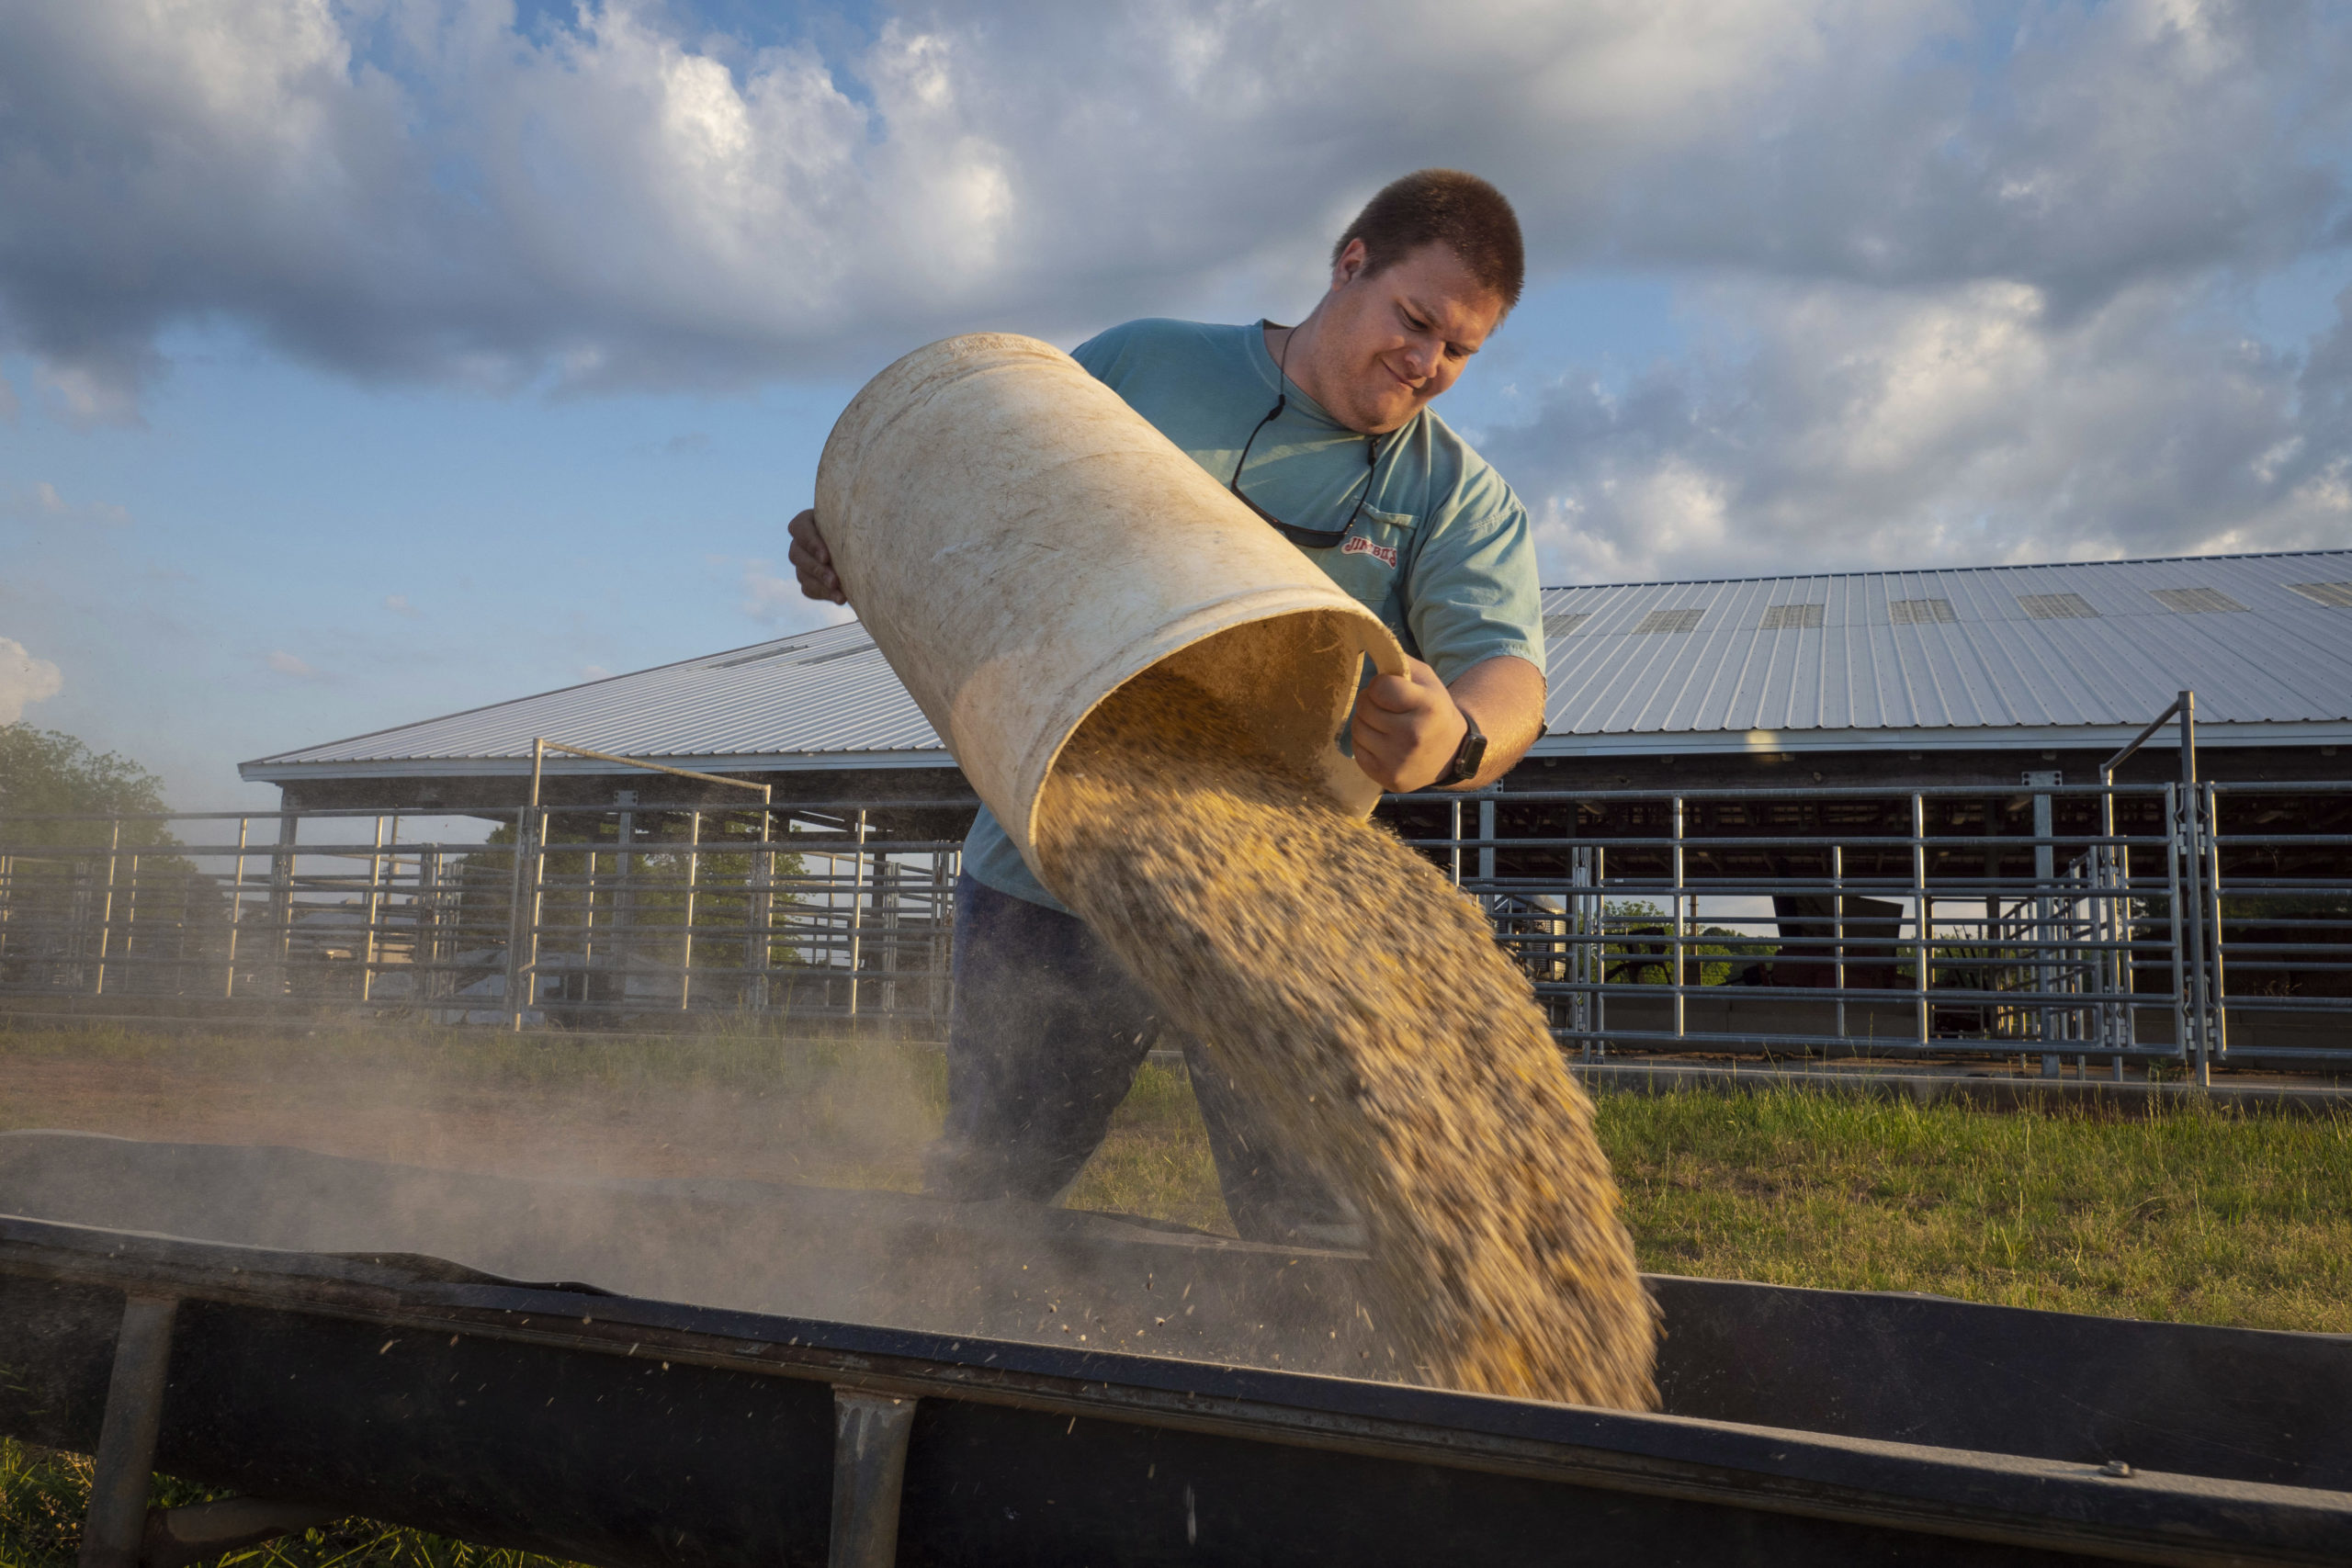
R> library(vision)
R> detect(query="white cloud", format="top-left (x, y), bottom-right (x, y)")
top-left (1488, 276), bottom-right (2352, 581)
top-left (384, 593), bottom-right (419, 616)
top-left (0, 637), bottom-right (63, 722)
top-left (266, 649), bottom-right (318, 677)
top-left (4, 481), bottom-right (131, 526)
top-left (5, 1), bottom-right (2343, 414)
top-left (738, 556), bottom-right (854, 629)
top-left (0, 0), bottom-right (2346, 570)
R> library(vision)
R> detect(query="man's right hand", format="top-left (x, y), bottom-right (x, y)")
top-left (787, 509), bottom-right (846, 604)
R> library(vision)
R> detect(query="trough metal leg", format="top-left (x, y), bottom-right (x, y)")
top-left (830, 1389), bottom-right (918, 1568)
top-left (78, 1294), bottom-right (177, 1568)
top-left (140, 1499), bottom-right (339, 1568)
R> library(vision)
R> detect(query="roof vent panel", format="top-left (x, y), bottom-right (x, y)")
top-left (1889, 598), bottom-right (1957, 625)
top-left (2288, 581), bottom-right (2352, 609)
top-left (1758, 604), bottom-right (1825, 630)
top-left (2017, 593), bottom-right (2098, 620)
top-left (2150, 588), bottom-right (2247, 615)
top-left (1544, 613), bottom-right (1591, 638)
top-left (711, 644), bottom-right (808, 670)
top-left (1631, 608), bottom-right (1705, 635)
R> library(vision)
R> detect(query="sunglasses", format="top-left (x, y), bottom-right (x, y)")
top-left (1231, 326), bottom-right (1399, 549)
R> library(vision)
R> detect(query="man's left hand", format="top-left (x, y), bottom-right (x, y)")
top-left (1351, 657), bottom-right (1469, 792)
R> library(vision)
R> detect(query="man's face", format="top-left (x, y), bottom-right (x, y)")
top-left (1308, 239), bottom-right (1507, 434)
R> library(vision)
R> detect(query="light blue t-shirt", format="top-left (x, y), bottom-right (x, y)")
top-left (962, 318), bottom-right (1545, 912)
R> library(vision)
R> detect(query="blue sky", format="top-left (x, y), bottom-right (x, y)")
top-left (4, 1), bottom-right (2350, 809)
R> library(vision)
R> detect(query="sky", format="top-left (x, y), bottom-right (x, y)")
top-left (3, 0), bottom-right (2350, 810)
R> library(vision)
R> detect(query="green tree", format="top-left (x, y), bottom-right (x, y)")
top-left (1599, 899), bottom-right (1764, 987)
top-left (0, 724), bottom-right (177, 849)
top-left (0, 728), bottom-right (207, 994)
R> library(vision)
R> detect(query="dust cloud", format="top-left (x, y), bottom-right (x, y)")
top-left (1, 666), bottom-right (1656, 1404)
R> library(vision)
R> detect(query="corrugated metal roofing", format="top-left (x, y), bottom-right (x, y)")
top-left (1536, 548), bottom-right (2352, 744)
top-left (244, 618), bottom-right (948, 773)
top-left (243, 549), bottom-right (2352, 779)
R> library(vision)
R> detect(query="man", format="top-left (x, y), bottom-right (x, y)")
top-left (788, 169), bottom-right (1546, 1244)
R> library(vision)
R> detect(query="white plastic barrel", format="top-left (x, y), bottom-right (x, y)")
top-left (814, 333), bottom-right (1407, 886)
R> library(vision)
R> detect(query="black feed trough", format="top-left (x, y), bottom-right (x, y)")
top-left (2, 1131), bottom-right (2347, 1567)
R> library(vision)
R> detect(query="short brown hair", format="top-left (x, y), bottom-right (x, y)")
top-left (1332, 170), bottom-right (1524, 310)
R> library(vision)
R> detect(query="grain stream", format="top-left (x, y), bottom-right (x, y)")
top-left (1036, 668), bottom-right (1658, 1408)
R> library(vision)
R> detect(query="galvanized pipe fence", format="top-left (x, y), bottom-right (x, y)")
top-left (1408, 775), bottom-right (2344, 1081)
top-left (0, 801), bottom-right (958, 1033)
top-left (0, 782), bottom-right (2344, 1075)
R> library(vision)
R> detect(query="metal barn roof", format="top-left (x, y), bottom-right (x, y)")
top-left (243, 618), bottom-right (940, 785)
top-left (242, 549), bottom-right (2352, 786)
top-left (1532, 548), bottom-right (2352, 755)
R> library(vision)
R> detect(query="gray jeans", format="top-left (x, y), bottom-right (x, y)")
top-left (923, 874), bottom-right (1362, 1247)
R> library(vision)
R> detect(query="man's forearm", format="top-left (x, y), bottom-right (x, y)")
top-left (1442, 654), bottom-right (1546, 790)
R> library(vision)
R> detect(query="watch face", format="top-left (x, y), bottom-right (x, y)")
top-left (1452, 728), bottom-right (1488, 783)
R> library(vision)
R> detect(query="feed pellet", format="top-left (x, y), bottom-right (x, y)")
top-left (1036, 665), bottom-right (1659, 1409)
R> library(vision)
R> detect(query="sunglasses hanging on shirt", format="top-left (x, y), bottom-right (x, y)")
top-left (1229, 324), bottom-right (1398, 550)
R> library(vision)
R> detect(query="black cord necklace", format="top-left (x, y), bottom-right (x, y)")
top-left (1227, 321), bottom-right (1394, 549)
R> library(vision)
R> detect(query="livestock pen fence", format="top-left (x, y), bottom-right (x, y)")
top-left (0, 798), bottom-right (959, 1033)
top-left (0, 780), bottom-right (2345, 1077)
top-left (1403, 776), bottom-right (2349, 1080)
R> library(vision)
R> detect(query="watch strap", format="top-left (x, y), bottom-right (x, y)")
top-left (1442, 706), bottom-right (1487, 785)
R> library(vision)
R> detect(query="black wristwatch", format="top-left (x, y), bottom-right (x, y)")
top-left (1437, 705), bottom-right (1487, 786)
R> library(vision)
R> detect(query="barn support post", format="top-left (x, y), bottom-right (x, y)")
top-left (1911, 794), bottom-right (1930, 1047)
top-left (220, 818), bottom-right (248, 1001)
top-left (2029, 775), bottom-right (2058, 1077)
top-left (91, 819), bottom-right (121, 997)
top-left (266, 812), bottom-right (297, 1000)
top-left (1831, 844), bottom-right (1848, 1041)
top-left (1577, 843), bottom-right (1605, 1058)
top-left (507, 741), bottom-right (546, 1032)
top-left (119, 850), bottom-right (139, 987)
top-left (2175, 693), bottom-right (2212, 1088)
top-left (930, 849), bottom-right (951, 1020)
top-left (2162, 782), bottom-right (2193, 1078)
top-left (580, 821), bottom-right (598, 976)
top-left (416, 846), bottom-right (442, 1003)
top-left (845, 809), bottom-right (868, 1019)
top-left (876, 855), bottom-right (900, 1017)
top-left (749, 803), bottom-right (775, 1013)
top-left (678, 809), bottom-right (702, 1011)
top-left (172, 857), bottom-right (192, 991)
top-left (359, 815), bottom-right (387, 1004)
top-left (2202, 781), bottom-right (2228, 1067)
top-left (1670, 797), bottom-right (1686, 1042)
top-left (615, 791), bottom-right (638, 1012)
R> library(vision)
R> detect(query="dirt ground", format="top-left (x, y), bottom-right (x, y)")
top-left (3, 1025), bottom-right (927, 1182)
top-left (0, 1019), bottom-right (1236, 1231)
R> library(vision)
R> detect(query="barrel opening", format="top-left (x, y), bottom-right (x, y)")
top-left (1053, 607), bottom-right (1389, 826)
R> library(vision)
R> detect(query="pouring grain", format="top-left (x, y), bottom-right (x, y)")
top-left (1035, 667), bottom-right (1657, 1408)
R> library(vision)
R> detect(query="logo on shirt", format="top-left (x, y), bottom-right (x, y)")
top-left (1340, 536), bottom-right (1398, 568)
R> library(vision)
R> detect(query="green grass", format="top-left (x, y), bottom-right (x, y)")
top-left (1061, 1060), bottom-right (1232, 1233)
top-left (0, 1442), bottom-right (587, 1568)
top-left (1597, 1088), bottom-right (2352, 1332)
top-left (1073, 1072), bottom-right (2352, 1333)
top-left (6, 1020), bottom-right (2350, 1561)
